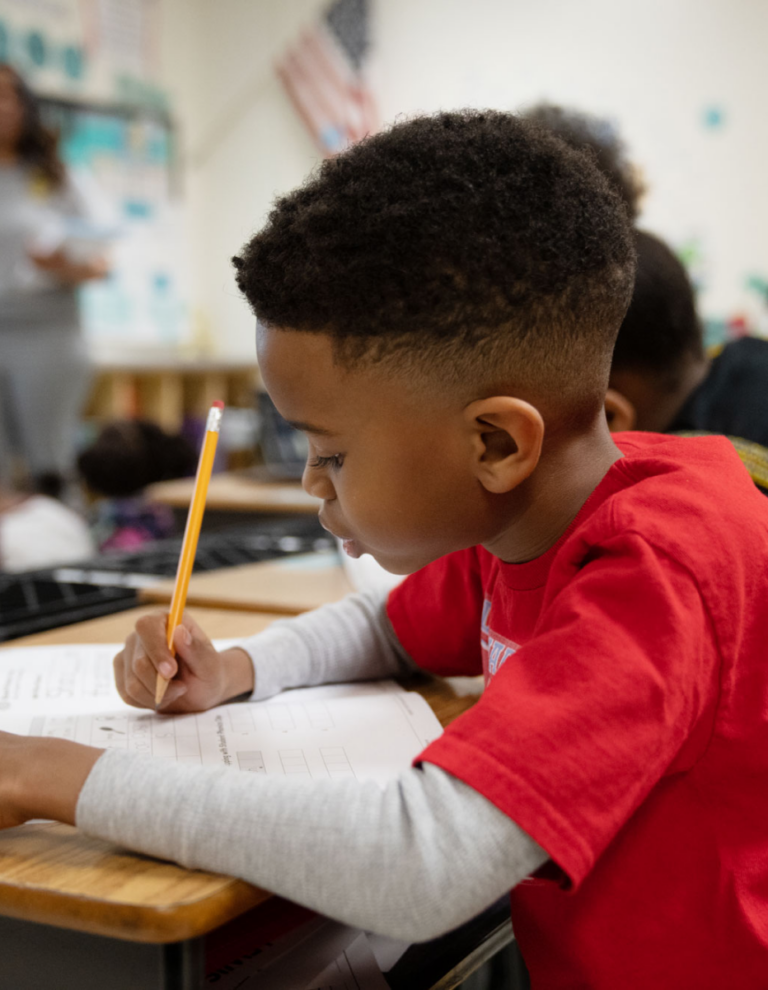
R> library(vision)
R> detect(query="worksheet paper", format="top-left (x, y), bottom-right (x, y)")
top-left (0, 644), bottom-right (439, 787)
top-left (0, 642), bottom-right (404, 716)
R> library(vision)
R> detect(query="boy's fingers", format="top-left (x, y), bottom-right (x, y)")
top-left (134, 613), bottom-right (178, 680)
top-left (132, 651), bottom-right (162, 695)
top-left (113, 652), bottom-right (154, 709)
top-left (172, 623), bottom-right (192, 656)
top-left (181, 611), bottom-right (208, 643)
top-left (155, 681), bottom-right (187, 711)
top-left (172, 615), bottom-right (214, 668)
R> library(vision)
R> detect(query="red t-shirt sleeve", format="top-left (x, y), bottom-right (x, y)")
top-left (387, 548), bottom-right (484, 676)
top-left (417, 531), bottom-right (720, 888)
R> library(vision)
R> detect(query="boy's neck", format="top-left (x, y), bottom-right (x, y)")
top-left (483, 419), bottom-right (623, 564)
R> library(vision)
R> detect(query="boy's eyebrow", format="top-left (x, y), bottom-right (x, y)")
top-left (286, 420), bottom-right (338, 437)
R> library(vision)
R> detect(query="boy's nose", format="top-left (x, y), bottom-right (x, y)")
top-left (302, 462), bottom-right (336, 502)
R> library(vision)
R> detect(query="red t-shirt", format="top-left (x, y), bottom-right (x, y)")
top-left (387, 433), bottom-right (768, 989)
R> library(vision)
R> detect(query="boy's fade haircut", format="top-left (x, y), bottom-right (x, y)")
top-left (613, 230), bottom-right (704, 392)
top-left (234, 110), bottom-right (636, 429)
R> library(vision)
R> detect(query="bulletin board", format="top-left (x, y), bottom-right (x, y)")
top-left (0, 0), bottom-right (189, 349)
top-left (40, 96), bottom-right (190, 348)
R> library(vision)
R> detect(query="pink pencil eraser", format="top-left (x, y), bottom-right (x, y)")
top-left (211, 400), bottom-right (225, 409)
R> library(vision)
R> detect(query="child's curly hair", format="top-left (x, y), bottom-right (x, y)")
top-left (521, 103), bottom-right (645, 221)
top-left (234, 110), bottom-right (635, 427)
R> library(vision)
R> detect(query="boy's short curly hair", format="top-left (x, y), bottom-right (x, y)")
top-left (234, 110), bottom-right (635, 426)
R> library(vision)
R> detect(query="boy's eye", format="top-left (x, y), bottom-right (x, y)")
top-left (308, 454), bottom-right (345, 470)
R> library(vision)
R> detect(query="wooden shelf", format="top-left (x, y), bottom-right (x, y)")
top-left (84, 361), bottom-right (259, 433)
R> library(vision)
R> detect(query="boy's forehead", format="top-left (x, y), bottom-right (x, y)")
top-left (257, 324), bottom-right (347, 390)
top-left (256, 324), bottom-right (444, 433)
top-left (257, 324), bottom-right (368, 423)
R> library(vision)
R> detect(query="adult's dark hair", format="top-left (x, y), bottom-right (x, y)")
top-left (78, 421), bottom-right (197, 498)
top-left (613, 231), bottom-right (704, 391)
top-left (521, 103), bottom-right (644, 221)
top-left (233, 110), bottom-right (635, 426)
top-left (0, 64), bottom-right (66, 189)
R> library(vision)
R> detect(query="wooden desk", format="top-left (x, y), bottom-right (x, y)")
top-left (146, 472), bottom-right (320, 515)
top-left (5, 606), bottom-right (282, 648)
top-left (0, 607), bottom-right (481, 989)
top-left (141, 552), bottom-right (355, 615)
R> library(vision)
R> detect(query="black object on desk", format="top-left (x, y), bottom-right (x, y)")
top-left (0, 516), bottom-right (330, 642)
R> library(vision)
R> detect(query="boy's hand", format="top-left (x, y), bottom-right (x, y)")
top-left (0, 732), bottom-right (102, 829)
top-left (113, 612), bottom-right (255, 713)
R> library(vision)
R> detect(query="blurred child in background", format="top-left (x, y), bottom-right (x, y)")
top-left (606, 232), bottom-right (768, 457)
top-left (527, 103), bottom-right (768, 489)
top-left (77, 420), bottom-right (196, 551)
top-left (0, 482), bottom-right (93, 572)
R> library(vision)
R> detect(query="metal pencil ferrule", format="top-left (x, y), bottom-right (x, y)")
top-left (206, 406), bottom-right (223, 433)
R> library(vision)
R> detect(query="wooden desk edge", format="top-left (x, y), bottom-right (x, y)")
top-left (0, 873), bottom-right (270, 944)
top-left (138, 587), bottom-right (304, 615)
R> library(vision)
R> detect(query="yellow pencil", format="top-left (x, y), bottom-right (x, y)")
top-left (155, 401), bottom-right (224, 706)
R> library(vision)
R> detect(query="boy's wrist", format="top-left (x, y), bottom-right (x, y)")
top-left (219, 647), bottom-right (255, 702)
top-left (13, 737), bottom-right (103, 825)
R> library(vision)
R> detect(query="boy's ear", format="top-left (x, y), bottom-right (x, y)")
top-left (604, 389), bottom-right (637, 432)
top-left (464, 397), bottom-right (544, 494)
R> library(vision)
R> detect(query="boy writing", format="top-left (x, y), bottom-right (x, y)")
top-left (1, 111), bottom-right (767, 988)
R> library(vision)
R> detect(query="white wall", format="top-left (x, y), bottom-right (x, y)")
top-left (163, 0), bottom-right (768, 357)
top-left (375, 0), bottom-right (768, 336)
top-left (159, 0), bottom-right (326, 359)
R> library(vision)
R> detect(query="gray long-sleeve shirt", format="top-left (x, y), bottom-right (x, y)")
top-left (76, 591), bottom-right (548, 941)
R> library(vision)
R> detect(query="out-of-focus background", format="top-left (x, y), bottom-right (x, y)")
top-left (4, 0), bottom-right (766, 361)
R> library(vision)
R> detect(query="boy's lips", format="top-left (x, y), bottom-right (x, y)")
top-left (319, 517), bottom-right (363, 558)
top-left (340, 538), bottom-right (362, 559)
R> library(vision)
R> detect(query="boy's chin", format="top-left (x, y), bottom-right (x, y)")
top-left (366, 549), bottom-right (438, 576)
top-left (338, 536), bottom-right (445, 576)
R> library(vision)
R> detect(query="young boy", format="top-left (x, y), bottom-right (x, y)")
top-left (1, 111), bottom-right (767, 989)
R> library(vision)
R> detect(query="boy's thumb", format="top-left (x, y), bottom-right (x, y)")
top-left (172, 622), bottom-right (194, 659)
top-left (172, 616), bottom-right (213, 667)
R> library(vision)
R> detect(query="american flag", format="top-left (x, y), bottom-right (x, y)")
top-left (276, 0), bottom-right (379, 157)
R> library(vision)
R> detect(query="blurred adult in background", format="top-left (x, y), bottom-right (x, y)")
top-left (0, 64), bottom-right (109, 499)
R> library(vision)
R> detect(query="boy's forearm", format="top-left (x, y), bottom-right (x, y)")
top-left (77, 750), bottom-right (547, 942)
top-left (12, 738), bottom-right (103, 825)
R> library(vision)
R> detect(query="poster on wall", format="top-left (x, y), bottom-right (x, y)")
top-left (0, 0), bottom-right (164, 107)
top-left (41, 98), bottom-right (190, 349)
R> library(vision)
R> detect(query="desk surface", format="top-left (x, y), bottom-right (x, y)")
top-left (5, 605), bottom-right (281, 648)
top-left (140, 552), bottom-right (355, 615)
top-left (146, 472), bottom-right (320, 515)
top-left (0, 607), bottom-right (479, 945)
